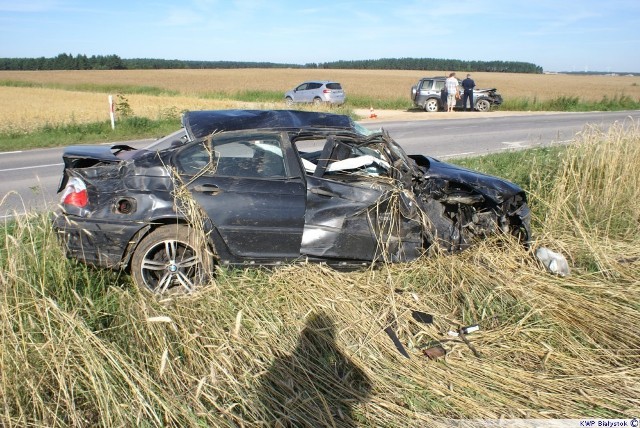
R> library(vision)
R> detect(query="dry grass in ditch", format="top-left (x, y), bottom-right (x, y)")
top-left (1, 123), bottom-right (639, 426)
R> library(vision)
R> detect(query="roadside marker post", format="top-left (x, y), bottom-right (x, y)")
top-left (108, 95), bottom-right (115, 129)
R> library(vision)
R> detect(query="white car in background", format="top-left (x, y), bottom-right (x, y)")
top-left (285, 81), bottom-right (346, 106)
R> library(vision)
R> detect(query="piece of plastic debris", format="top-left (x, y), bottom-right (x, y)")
top-left (458, 331), bottom-right (482, 358)
top-left (422, 345), bottom-right (446, 360)
top-left (461, 324), bottom-right (480, 335)
top-left (411, 311), bottom-right (434, 324)
top-left (384, 326), bottom-right (410, 359)
top-left (447, 330), bottom-right (459, 337)
top-left (535, 247), bottom-right (570, 276)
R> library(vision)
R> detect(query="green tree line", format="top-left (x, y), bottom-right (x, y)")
top-left (0, 53), bottom-right (543, 73)
top-left (312, 57), bottom-right (543, 73)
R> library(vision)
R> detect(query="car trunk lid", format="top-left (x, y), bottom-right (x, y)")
top-left (58, 144), bottom-right (138, 192)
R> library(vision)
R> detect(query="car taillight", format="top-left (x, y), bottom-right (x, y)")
top-left (323, 89), bottom-right (331, 93)
top-left (61, 177), bottom-right (88, 208)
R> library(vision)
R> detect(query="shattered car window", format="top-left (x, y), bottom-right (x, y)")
top-left (325, 146), bottom-right (391, 176)
top-left (175, 142), bottom-right (214, 175)
top-left (176, 136), bottom-right (286, 178)
top-left (296, 137), bottom-right (393, 178)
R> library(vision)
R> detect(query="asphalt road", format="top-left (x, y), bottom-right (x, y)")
top-left (361, 110), bottom-right (640, 158)
top-left (1, 110), bottom-right (639, 219)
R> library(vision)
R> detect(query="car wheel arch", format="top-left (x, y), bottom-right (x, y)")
top-left (475, 98), bottom-right (492, 112)
top-left (424, 98), bottom-right (440, 112)
top-left (129, 223), bottom-right (219, 293)
top-left (122, 217), bottom-right (217, 270)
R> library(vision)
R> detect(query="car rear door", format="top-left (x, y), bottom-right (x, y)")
top-left (418, 79), bottom-right (435, 97)
top-left (174, 132), bottom-right (306, 260)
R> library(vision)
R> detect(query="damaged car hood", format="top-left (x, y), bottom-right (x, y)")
top-left (413, 155), bottom-right (525, 203)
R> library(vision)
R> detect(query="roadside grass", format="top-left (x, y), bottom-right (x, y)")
top-left (0, 116), bottom-right (181, 151)
top-left (348, 95), bottom-right (411, 110)
top-left (1, 122), bottom-right (639, 426)
top-left (200, 89), bottom-right (283, 103)
top-left (500, 93), bottom-right (640, 112)
top-left (0, 79), bottom-right (179, 96)
top-left (200, 90), bottom-right (411, 110)
top-left (2, 89), bottom-right (638, 151)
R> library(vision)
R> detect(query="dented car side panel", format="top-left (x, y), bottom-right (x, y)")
top-left (301, 176), bottom-right (423, 262)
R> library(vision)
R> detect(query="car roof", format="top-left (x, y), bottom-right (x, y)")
top-left (181, 109), bottom-right (356, 141)
top-left (301, 80), bottom-right (338, 84)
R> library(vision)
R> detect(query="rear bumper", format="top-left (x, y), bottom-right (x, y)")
top-left (52, 213), bottom-right (144, 269)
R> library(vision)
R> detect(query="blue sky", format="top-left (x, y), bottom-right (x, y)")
top-left (1, 0), bottom-right (639, 72)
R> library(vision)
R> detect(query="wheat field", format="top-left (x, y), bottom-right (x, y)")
top-left (1, 69), bottom-right (639, 132)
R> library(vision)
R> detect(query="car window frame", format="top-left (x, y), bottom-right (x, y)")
top-left (419, 79), bottom-right (434, 91)
top-left (174, 132), bottom-right (292, 179)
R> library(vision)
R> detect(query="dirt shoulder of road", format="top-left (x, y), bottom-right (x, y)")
top-left (354, 108), bottom-right (561, 122)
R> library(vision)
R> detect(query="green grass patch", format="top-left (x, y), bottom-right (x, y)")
top-left (501, 93), bottom-right (640, 111)
top-left (200, 89), bottom-right (286, 103)
top-left (0, 116), bottom-right (181, 151)
top-left (200, 90), bottom-right (412, 109)
top-left (0, 79), bottom-right (179, 96)
top-left (346, 95), bottom-right (412, 110)
top-left (450, 145), bottom-right (565, 193)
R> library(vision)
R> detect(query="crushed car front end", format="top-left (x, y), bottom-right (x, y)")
top-left (409, 154), bottom-right (529, 251)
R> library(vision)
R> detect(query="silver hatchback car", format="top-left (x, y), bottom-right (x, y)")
top-left (284, 81), bottom-right (346, 106)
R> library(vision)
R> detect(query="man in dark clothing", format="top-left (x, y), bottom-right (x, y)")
top-left (461, 74), bottom-right (475, 111)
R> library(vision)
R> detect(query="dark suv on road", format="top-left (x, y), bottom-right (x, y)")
top-left (411, 76), bottom-right (503, 112)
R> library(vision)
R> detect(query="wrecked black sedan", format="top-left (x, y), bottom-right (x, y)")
top-left (53, 110), bottom-right (530, 293)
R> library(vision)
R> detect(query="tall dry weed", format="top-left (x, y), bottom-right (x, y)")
top-left (532, 119), bottom-right (640, 274)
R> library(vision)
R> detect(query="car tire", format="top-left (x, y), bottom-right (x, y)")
top-left (130, 224), bottom-right (214, 294)
top-left (312, 97), bottom-right (322, 105)
top-left (285, 96), bottom-right (294, 106)
top-left (424, 98), bottom-right (439, 112)
top-left (475, 99), bottom-right (491, 112)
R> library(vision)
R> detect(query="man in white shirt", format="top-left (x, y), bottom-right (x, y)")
top-left (445, 72), bottom-right (459, 112)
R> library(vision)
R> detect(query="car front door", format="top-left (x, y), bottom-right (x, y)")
top-left (175, 132), bottom-right (306, 260)
top-left (294, 83), bottom-right (310, 103)
top-left (299, 137), bottom-right (423, 263)
top-left (302, 82), bottom-right (322, 103)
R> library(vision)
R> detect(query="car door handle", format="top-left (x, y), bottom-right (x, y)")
top-left (309, 187), bottom-right (337, 198)
top-left (192, 184), bottom-right (223, 195)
